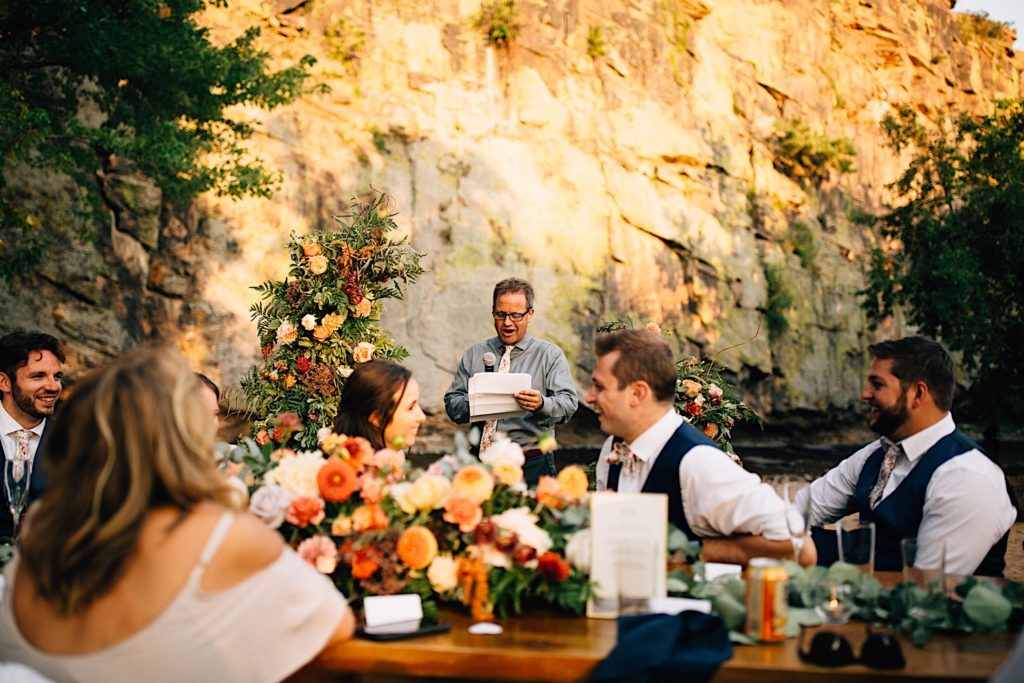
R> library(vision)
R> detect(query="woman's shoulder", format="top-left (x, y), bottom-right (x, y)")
top-left (196, 506), bottom-right (285, 592)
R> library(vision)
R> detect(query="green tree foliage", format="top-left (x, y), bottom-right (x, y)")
top-left (864, 102), bottom-right (1024, 422)
top-left (0, 0), bottom-right (317, 277)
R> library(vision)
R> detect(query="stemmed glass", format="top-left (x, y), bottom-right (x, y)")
top-left (783, 479), bottom-right (812, 562)
top-left (4, 455), bottom-right (33, 540)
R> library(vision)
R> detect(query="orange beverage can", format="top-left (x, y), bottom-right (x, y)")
top-left (744, 557), bottom-right (788, 642)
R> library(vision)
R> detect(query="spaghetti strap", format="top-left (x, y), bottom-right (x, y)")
top-left (189, 512), bottom-right (235, 584)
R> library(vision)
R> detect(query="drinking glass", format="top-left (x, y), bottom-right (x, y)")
top-left (783, 479), bottom-right (812, 562)
top-left (837, 519), bottom-right (875, 575)
top-left (901, 538), bottom-right (947, 624)
top-left (3, 456), bottom-right (33, 539)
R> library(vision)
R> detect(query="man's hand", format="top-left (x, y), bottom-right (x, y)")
top-left (514, 389), bottom-right (544, 413)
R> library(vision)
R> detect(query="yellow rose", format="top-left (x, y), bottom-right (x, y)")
top-left (556, 465), bottom-right (589, 502)
top-left (313, 325), bottom-right (332, 342)
top-left (353, 341), bottom-right (375, 363)
top-left (354, 297), bottom-right (372, 318)
top-left (492, 461), bottom-right (523, 486)
top-left (406, 474), bottom-right (451, 511)
top-left (331, 516), bottom-right (353, 536)
top-left (451, 465), bottom-right (495, 505)
top-left (308, 255), bottom-right (328, 275)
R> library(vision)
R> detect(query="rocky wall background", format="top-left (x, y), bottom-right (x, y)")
top-left (2, 0), bottom-right (1021, 432)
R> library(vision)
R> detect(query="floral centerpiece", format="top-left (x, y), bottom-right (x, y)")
top-left (234, 417), bottom-right (593, 620)
top-left (597, 320), bottom-right (763, 456)
top-left (241, 192), bottom-right (424, 448)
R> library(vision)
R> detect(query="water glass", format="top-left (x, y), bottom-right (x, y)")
top-left (617, 539), bottom-right (657, 616)
top-left (901, 538), bottom-right (947, 623)
top-left (837, 519), bottom-right (875, 575)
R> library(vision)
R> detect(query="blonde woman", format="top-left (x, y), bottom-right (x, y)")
top-left (0, 348), bottom-right (354, 682)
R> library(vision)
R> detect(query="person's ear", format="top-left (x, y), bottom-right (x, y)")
top-left (368, 413), bottom-right (381, 428)
top-left (630, 380), bottom-right (650, 405)
top-left (0, 371), bottom-right (11, 395)
top-left (909, 381), bottom-right (929, 409)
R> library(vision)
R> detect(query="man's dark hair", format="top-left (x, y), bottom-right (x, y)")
top-left (0, 332), bottom-right (66, 396)
top-left (594, 329), bottom-right (677, 402)
top-left (869, 336), bottom-right (955, 412)
top-left (195, 372), bottom-right (220, 402)
top-left (492, 277), bottom-right (535, 311)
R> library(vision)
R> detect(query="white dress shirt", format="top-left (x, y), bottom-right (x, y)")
top-left (799, 413), bottom-right (1016, 575)
top-left (0, 403), bottom-right (45, 463)
top-left (596, 409), bottom-right (790, 541)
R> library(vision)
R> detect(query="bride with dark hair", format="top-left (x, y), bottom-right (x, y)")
top-left (334, 359), bottom-right (426, 451)
top-left (0, 347), bottom-right (354, 683)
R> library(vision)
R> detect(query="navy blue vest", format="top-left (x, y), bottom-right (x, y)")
top-left (852, 429), bottom-right (1013, 576)
top-left (607, 421), bottom-right (719, 540)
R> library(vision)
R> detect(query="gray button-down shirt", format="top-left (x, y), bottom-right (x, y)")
top-left (444, 335), bottom-right (579, 449)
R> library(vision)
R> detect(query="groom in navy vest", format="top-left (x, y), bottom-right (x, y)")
top-left (0, 332), bottom-right (65, 538)
top-left (589, 329), bottom-right (815, 566)
top-left (801, 336), bottom-right (1016, 576)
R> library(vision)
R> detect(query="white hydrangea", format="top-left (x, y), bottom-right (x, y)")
top-left (479, 435), bottom-right (525, 467)
top-left (264, 451), bottom-right (326, 499)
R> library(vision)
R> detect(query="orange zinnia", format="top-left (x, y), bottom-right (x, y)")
top-left (352, 503), bottom-right (388, 532)
top-left (397, 526), bottom-right (439, 570)
top-left (318, 458), bottom-right (358, 502)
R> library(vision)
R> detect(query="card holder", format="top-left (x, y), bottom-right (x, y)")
top-left (356, 622), bottom-right (452, 642)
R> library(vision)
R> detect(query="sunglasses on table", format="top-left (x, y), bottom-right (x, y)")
top-left (797, 625), bottom-right (906, 670)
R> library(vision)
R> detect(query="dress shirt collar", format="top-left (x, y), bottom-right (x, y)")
top-left (0, 401), bottom-right (45, 438)
top-left (489, 335), bottom-right (534, 353)
top-left (626, 408), bottom-right (683, 464)
top-left (892, 412), bottom-right (955, 463)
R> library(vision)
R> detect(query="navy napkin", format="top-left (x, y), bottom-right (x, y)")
top-left (591, 610), bottom-right (733, 683)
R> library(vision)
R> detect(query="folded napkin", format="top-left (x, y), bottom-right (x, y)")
top-left (591, 610), bottom-right (733, 683)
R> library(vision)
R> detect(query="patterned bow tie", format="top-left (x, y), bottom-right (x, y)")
top-left (610, 441), bottom-right (642, 476)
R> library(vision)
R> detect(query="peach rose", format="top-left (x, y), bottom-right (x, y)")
top-left (353, 297), bottom-right (372, 318)
top-left (534, 476), bottom-right (565, 509)
top-left (397, 526), bottom-right (439, 570)
top-left (331, 515), bottom-right (353, 536)
top-left (681, 379), bottom-right (702, 399)
top-left (352, 503), bottom-right (388, 532)
top-left (297, 535), bottom-right (338, 574)
top-left (645, 321), bottom-right (662, 336)
top-left (313, 325), bottom-right (332, 342)
top-left (302, 241), bottom-right (322, 257)
top-left (352, 341), bottom-right (375, 363)
top-left (556, 465), bottom-right (589, 502)
top-left (359, 474), bottom-right (383, 504)
top-left (286, 496), bottom-right (326, 527)
top-left (702, 422), bottom-right (719, 439)
top-left (443, 493), bottom-right (483, 532)
top-left (308, 255), bottom-right (328, 274)
top-left (451, 465), bottom-right (495, 505)
top-left (427, 554), bottom-right (459, 592)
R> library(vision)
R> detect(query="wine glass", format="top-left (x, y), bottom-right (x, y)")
top-left (783, 479), bottom-right (812, 562)
top-left (4, 456), bottom-right (33, 540)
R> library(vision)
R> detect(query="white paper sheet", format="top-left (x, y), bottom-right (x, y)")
top-left (468, 372), bottom-right (531, 421)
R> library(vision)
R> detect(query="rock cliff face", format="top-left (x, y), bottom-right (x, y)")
top-left (3, 0), bottom-right (1021, 428)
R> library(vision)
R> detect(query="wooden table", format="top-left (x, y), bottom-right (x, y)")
top-left (291, 610), bottom-right (1015, 683)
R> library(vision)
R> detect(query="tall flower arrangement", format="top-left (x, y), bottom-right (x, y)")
top-left (597, 320), bottom-right (763, 456)
top-left (239, 425), bottom-right (593, 620)
top-left (241, 192), bottom-right (424, 447)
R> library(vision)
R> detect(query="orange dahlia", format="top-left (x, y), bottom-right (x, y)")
top-left (318, 458), bottom-right (358, 502)
top-left (397, 526), bottom-right (439, 570)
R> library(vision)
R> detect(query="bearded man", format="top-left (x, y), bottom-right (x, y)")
top-left (799, 336), bottom-right (1016, 576)
top-left (0, 332), bottom-right (65, 537)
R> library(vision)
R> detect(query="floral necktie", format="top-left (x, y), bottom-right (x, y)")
top-left (611, 441), bottom-right (642, 476)
top-left (868, 437), bottom-right (902, 508)
top-left (479, 345), bottom-right (514, 454)
top-left (8, 429), bottom-right (35, 483)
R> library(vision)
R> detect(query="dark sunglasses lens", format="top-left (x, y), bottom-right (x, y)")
top-left (806, 632), bottom-right (856, 667)
top-left (861, 633), bottom-right (906, 670)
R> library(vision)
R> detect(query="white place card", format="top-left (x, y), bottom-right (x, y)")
top-left (702, 562), bottom-right (743, 582)
top-left (586, 492), bottom-right (668, 619)
top-left (363, 594), bottom-right (424, 634)
top-left (649, 597), bottom-right (712, 615)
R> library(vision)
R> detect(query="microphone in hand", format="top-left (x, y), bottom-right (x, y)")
top-left (483, 352), bottom-right (496, 373)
